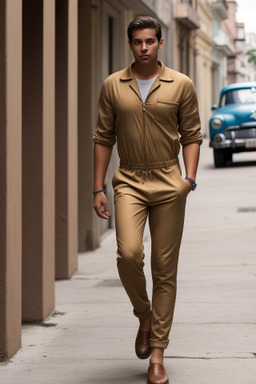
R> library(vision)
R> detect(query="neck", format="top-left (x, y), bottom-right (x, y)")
top-left (132, 61), bottom-right (160, 80)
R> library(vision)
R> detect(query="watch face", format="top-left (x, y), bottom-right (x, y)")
top-left (191, 183), bottom-right (197, 191)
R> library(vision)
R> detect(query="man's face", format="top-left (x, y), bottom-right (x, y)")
top-left (128, 28), bottom-right (163, 65)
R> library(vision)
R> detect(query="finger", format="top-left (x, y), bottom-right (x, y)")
top-left (102, 201), bottom-right (110, 218)
top-left (94, 202), bottom-right (109, 219)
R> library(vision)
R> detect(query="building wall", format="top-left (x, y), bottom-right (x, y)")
top-left (22, 0), bottom-right (55, 322)
top-left (78, 0), bottom-right (101, 251)
top-left (195, 0), bottom-right (214, 136)
top-left (0, 0), bottom-right (78, 360)
top-left (55, 0), bottom-right (78, 279)
top-left (210, 0), bottom-right (232, 105)
top-left (223, 1), bottom-right (247, 84)
top-left (0, 0), bottom-right (22, 361)
top-left (172, 0), bottom-right (200, 81)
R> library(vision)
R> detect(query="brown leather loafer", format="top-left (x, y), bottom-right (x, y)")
top-left (147, 362), bottom-right (169, 384)
top-left (135, 329), bottom-right (151, 359)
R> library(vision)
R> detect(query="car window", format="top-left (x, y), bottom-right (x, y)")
top-left (221, 87), bottom-right (256, 106)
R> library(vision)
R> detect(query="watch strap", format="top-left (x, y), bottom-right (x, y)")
top-left (185, 177), bottom-right (197, 191)
top-left (185, 177), bottom-right (195, 185)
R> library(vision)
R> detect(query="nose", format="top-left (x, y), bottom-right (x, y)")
top-left (141, 42), bottom-right (148, 52)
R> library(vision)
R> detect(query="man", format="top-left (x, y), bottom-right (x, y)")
top-left (93, 16), bottom-right (202, 384)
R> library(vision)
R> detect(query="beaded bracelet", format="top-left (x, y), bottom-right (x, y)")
top-left (92, 189), bottom-right (105, 195)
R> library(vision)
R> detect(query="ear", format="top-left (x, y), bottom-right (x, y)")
top-left (158, 38), bottom-right (164, 50)
top-left (128, 40), bottom-right (132, 51)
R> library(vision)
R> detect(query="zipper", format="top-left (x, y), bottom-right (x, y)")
top-left (142, 83), bottom-right (161, 169)
top-left (142, 102), bottom-right (147, 169)
top-left (130, 81), bottom-right (161, 173)
top-left (142, 84), bottom-right (160, 170)
top-left (129, 83), bottom-right (147, 170)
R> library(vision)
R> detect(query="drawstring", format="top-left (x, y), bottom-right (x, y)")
top-left (119, 159), bottom-right (180, 183)
top-left (142, 170), bottom-right (153, 183)
top-left (142, 170), bottom-right (146, 184)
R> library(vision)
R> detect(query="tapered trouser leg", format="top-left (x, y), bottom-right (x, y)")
top-left (113, 165), bottom-right (187, 347)
top-left (115, 190), bottom-right (151, 318)
top-left (148, 194), bottom-right (186, 349)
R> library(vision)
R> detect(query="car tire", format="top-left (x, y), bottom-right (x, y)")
top-left (214, 149), bottom-right (227, 168)
top-left (225, 149), bottom-right (233, 164)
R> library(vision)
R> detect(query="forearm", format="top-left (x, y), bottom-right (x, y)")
top-left (182, 143), bottom-right (200, 180)
top-left (93, 143), bottom-right (113, 190)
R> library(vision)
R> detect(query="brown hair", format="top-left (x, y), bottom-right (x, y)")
top-left (127, 16), bottom-right (162, 43)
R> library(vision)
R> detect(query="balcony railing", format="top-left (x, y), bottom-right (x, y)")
top-left (220, 0), bottom-right (228, 9)
top-left (211, 0), bottom-right (228, 20)
top-left (213, 30), bottom-right (234, 55)
top-left (222, 0), bottom-right (228, 9)
top-left (175, 1), bottom-right (200, 30)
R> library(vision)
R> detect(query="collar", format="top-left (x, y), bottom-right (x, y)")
top-left (120, 61), bottom-right (174, 82)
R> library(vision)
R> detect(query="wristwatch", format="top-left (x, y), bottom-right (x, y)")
top-left (185, 177), bottom-right (197, 191)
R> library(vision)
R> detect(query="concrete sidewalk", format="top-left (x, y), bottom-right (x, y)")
top-left (1, 141), bottom-right (256, 384)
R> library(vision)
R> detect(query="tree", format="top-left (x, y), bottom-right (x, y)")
top-left (246, 49), bottom-right (256, 66)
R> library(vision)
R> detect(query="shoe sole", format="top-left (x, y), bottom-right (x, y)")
top-left (147, 380), bottom-right (169, 384)
top-left (136, 350), bottom-right (152, 359)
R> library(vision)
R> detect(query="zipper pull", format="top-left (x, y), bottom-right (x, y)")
top-left (142, 103), bottom-right (146, 112)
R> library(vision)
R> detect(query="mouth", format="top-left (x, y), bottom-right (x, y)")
top-left (141, 55), bottom-right (149, 59)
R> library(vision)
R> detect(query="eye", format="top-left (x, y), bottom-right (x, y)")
top-left (147, 40), bottom-right (155, 44)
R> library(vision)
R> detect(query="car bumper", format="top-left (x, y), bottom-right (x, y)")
top-left (210, 134), bottom-right (256, 149)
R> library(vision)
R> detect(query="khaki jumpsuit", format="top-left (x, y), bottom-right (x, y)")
top-left (93, 61), bottom-right (202, 349)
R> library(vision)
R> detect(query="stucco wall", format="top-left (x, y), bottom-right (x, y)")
top-left (0, 0), bottom-right (22, 360)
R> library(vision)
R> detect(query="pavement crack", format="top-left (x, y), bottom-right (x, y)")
top-left (165, 355), bottom-right (255, 360)
top-left (52, 310), bottom-right (66, 317)
top-left (38, 322), bottom-right (57, 327)
top-left (174, 322), bottom-right (256, 325)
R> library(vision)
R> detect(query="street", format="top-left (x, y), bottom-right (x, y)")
top-left (1, 139), bottom-right (256, 384)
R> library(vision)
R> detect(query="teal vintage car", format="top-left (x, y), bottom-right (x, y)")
top-left (209, 81), bottom-right (256, 167)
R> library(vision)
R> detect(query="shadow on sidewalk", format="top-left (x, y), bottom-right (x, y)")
top-left (83, 360), bottom-right (148, 384)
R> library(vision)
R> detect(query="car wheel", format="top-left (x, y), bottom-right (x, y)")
top-left (225, 149), bottom-right (233, 164)
top-left (214, 149), bottom-right (226, 168)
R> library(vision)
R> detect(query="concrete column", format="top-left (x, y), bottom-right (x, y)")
top-left (0, 0), bottom-right (22, 360)
top-left (55, 0), bottom-right (78, 278)
top-left (22, 0), bottom-right (55, 321)
top-left (78, 0), bottom-right (101, 251)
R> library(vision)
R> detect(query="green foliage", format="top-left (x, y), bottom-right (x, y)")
top-left (247, 49), bottom-right (256, 65)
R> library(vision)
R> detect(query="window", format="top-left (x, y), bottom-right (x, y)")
top-left (221, 88), bottom-right (256, 106)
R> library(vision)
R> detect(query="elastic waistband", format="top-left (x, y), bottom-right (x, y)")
top-left (119, 157), bottom-right (179, 171)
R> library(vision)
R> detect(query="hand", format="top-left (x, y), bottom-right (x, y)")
top-left (93, 192), bottom-right (110, 219)
top-left (184, 179), bottom-right (193, 194)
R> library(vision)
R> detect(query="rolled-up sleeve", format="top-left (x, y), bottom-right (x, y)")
top-left (93, 80), bottom-right (116, 147)
top-left (178, 80), bottom-right (203, 147)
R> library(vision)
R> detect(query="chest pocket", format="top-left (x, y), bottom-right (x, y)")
top-left (154, 99), bottom-right (178, 125)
